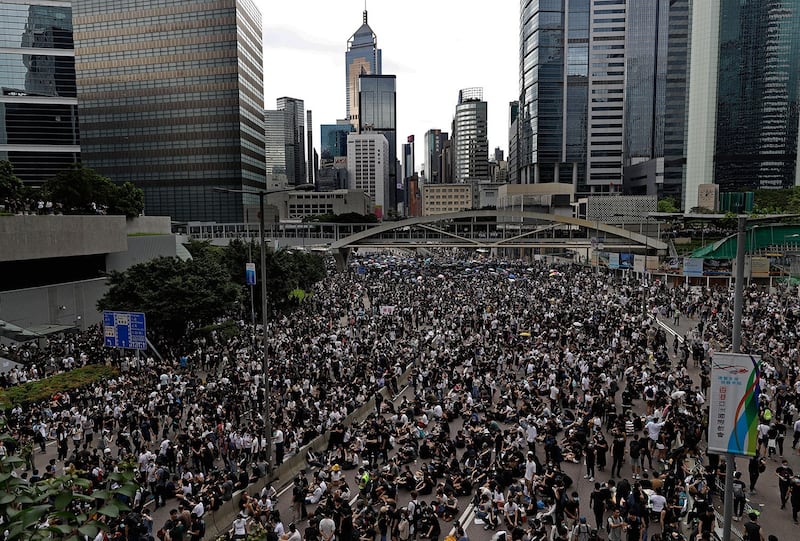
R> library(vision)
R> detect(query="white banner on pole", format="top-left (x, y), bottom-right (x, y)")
top-left (708, 353), bottom-right (761, 456)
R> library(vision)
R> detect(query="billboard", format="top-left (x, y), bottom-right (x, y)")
top-left (683, 257), bottom-right (704, 277)
top-left (608, 253), bottom-right (620, 269)
top-left (708, 353), bottom-right (761, 456)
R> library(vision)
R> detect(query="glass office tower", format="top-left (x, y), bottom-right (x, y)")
top-left (714, 0), bottom-right (800, 192)
top-left (345, 9), bottom-right (381, 129)
top-left (622, 0), bottom-right (689, 201)
top-left (686, 0), bottom-right (800, 209)
top-left (320, 123), bottom-right (354, 162)
top-left (0, 0), bottom-right (80, 185)
top-left (72, 0), bottom-right (266, 222)
top-left (358, 74), bottom-right (396, 210)
top-left (518, 0), bottom-right (589, 188)
top-left (276, 97), bottom-right (305, 186)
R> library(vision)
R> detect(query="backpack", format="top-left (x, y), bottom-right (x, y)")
top-left (733, 482), bottom-right (745, 498)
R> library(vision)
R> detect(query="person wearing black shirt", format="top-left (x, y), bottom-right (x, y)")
top-left (776, 460), bottom-right (793, 508)
top-left (789, 474), bottom-right (800, 523)
top-left (611, 431), bottom-right (626, 479)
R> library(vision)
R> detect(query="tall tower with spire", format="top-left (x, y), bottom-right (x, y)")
top-left (345, 6), bottom-right (382, 129)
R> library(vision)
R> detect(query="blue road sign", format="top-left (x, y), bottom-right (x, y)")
top-left (103, 311), bottom-right (147, 350)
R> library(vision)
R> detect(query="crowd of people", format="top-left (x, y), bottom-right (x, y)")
top-left (2, 251), bottom-right (799, 541)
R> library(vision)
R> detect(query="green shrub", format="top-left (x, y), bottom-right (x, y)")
top-left (0, 364), bottom-right (119, 409)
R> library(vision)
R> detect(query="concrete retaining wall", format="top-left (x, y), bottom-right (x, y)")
top-left (202, 363), bottom-right (415, 539)
top-left (0, 215), bottom-right (127, 262)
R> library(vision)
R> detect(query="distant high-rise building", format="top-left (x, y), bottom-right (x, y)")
top-left (276, 97), bottom-right (306, 185)
top-left (453, 88), bottom-right (489, 183)
top-left (685, 0), bottom-right (800, 210)
top-left (345, 8), bottom-right (381, 129)
top-left (0, 0), bottom-right (80, 185)
top-left (424, 129), bottom-right (448, 184)
top-left (265, 110), bottom-right (287, 186)
top-left (320, 122), bottom-right (354, 163)
top-left (622, 0), bottom-right (689, 200)
top-left (72, 0), bottom-right (265, 222)
top-left (401, 135), bottom-right (414, 216)
top-left (358, 74), bottom-right (396, 211)
top-left (508, 101), bottom-right (520, 184)
top-left (306, 109), bottom-right (314, 185)
top-left (346, 132), bottom-right (389, 218)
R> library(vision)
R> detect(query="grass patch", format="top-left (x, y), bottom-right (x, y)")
top-left (0, 365), bottom-right (119, 409)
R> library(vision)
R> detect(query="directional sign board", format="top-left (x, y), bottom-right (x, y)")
top-left (103, 311), bottom-right (147, 350)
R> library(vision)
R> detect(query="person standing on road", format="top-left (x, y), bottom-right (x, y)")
top-left (732, 471), bottom-right (747, 521)
top-left (611, 429), bottom-right (626, 479)
top-left (776, 459), bottom-right (793, 509)
top-left (789, 474), bottom-right (800, 523)
top-left (743, 512), bottom-right (765, 541)
top-left (607, 508), bottom-right (624, 541)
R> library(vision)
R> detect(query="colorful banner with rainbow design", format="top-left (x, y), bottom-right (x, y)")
top-left (708, 353), bottom-right (761, 456)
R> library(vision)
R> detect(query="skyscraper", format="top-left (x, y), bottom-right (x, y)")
top-left (358, 74), bottom-right (396, 211)
top-left (453, 88), bottom-right (488, 183)
top-left (265, 109), bottom-right (286, 186)
top-left (72, 0), bottom-right (265, 222)
top-left (0, 0), bottom-right (80, 185)
top-left (685, 0), bottom-right (800, 210)
top-left (424, 129), bottom-right (448, 184)
top-left (517, 0), bottom-right (589, 187)
top-left (345, 8), bottom-right (381, 129)
top-left (517, 0), bottom-right (626, 194)
top-left (622, 0), bottom-right (689, 200)
top-left (276, 97), bottom-right (306, 186)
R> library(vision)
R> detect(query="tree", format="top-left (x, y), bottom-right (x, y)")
top-left (43, 165), bottom-right (144, 217)
top-left (216, 239), bottom-right (326, 316)
top-left (98, 256), bottom-right (241, 339)
top-left (107, 181), bottom-right (144, 218)
top-left (657, 197), bottom-right (679, 213)
top-left (0, 419), bottom-right (139, 541)
top-left (0, 160), bottom-right (23, 204)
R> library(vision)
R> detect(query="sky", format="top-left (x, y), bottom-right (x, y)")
top-left (258, 0), bottom-right (518, 173)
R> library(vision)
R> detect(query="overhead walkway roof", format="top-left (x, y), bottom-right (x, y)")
top-left (690, 224), bottom-right (800, 259)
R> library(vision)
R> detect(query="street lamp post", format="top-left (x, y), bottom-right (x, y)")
top-left (213, 183), bottom-right (313, 476)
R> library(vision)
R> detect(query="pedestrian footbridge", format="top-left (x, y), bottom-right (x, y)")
top-left (327, 210), bottom-right (667, 270)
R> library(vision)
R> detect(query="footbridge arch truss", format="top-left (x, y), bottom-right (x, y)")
top-left (328, 210), bottom-right (667, 264)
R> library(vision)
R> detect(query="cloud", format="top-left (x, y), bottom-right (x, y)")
top-left (264, 25), bottom-right (340, 56)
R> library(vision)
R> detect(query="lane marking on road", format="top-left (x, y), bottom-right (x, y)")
top-left (657, 318), bottom-right (683, 343)
top-left (450, 503), bottom-right (475, 535)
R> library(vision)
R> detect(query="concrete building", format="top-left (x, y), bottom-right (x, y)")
top-left (453, 88), bottom-right (489, 183)
top-left (345, 8), bottom-right (381, 129)
top-left (264, 189), bottom-right (372, 221)
top-left (346, 132), bottom-right (389, 218)
top-left (0, 215), bottom-right (182, 331)
top-left (496, 183), bottom-right (574, 217)
top-left (685, 0), bottom-right (800, 210)
top-left (72, 0), bottom-right (266, 223)
top-left (421, 183), bottom-right (473, 216)
top-left (0, 0), bottom-right (80, 185)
